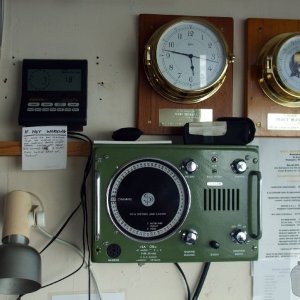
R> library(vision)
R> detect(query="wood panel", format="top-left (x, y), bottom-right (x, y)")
top-left (137, 14), bottom-right (234, 135)
top-left (245, 18), bottom-right (300, 137)
top-left (0, 141), bottom-right (90, 156)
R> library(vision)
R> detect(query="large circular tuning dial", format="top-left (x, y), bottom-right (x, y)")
top-left (107, 158), bottom-right (191, 242)
top-left (231, 159), bottom-right (247, 174)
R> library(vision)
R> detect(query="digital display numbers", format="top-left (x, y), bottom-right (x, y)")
top-left (27, 69), bottom-right (82, 92)
top-left (19, 59), bottom-right (88, 130)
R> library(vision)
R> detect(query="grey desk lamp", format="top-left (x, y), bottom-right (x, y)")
top-left (0, 191), bottom-right (41, 295)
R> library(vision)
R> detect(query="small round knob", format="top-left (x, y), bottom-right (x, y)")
top-left (181, 229), bottom-right (198, 245)
top-left (231, 159), bottom-right (247, 174)
top-left (231, 229), bottom-right (248, 244)
top-left (209, 240), bottom-right (220, 249)
top-left (183, 160), bottom-right (198, 173)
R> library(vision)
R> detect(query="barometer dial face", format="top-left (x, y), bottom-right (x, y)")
top-left (107, 158), bottom-right (190, 242)
top-left (258, 32), bottom-right (300, 107)
top-left (276, 34), bottom-right (300, 93)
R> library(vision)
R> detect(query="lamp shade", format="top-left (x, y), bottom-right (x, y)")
top-left (0, 191), bottom-right (42, 295)
top-left (0, 243), bottom-right (41, 294)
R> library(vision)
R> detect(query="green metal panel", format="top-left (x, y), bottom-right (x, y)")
top-left (91, 143), bottom-right (261, 263)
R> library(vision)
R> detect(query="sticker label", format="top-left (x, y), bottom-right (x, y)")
top-left (159, 109), bottom-right (213, 127)
top-left (268, 113), bottom-right (300, 130)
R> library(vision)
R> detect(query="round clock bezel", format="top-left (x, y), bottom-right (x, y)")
top-left (258, 32), bottom-right (300, 107)
top-left (144, 17), bottom-right (234, 104)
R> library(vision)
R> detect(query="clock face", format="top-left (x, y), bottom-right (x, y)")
top-left (155, 20), bottom-right (227, 91)
top-left (276, 34), bottom-right (300, 93)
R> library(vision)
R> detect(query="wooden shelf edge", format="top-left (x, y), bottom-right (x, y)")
top-left (0, 140), bottom-right (91, 156)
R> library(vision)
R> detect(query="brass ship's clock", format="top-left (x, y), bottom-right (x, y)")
top-left (144, 17), bottom-right (235, 104)
top-left (258, 32), bottom-right (300, 107)
top-left (245, 18), bottom-right (300, 137)
top-left (137, 14), bottom-right (234, 135)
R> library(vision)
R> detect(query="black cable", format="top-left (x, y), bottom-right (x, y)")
top-left (17, 133), bottom-right (93, 300)
top-left (175, 262), bottom-right (211, 300)
top-left (68, 132), bottom-right (93, 300)
top-left (39, 132), bottom-right (92, 290)
top-left (191, 262), bottom-right (211, 300)
top-left (39, 202), bottom-right (81, 254)
top-left (174, 263), bottom-right (191, 300)
top-left (41, 258), bottom-right (85, 289)
top-left (39, 134), bottom-right (92, 254)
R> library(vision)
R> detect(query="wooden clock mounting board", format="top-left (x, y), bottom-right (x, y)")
top-left (137, 14), bottom-right (234, 135)
top-left (245, 18), bottom-right (300, 137)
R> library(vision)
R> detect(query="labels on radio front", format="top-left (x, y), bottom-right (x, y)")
top-left (92, 144), bottom-right (261, 263)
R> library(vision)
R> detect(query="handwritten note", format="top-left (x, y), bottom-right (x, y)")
top-left (22, 126), bottom-right (67, 170)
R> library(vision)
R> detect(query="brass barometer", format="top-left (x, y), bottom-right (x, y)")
top-left (144, 17), bottom-right (234, 104)
top-left (258, 32), bottom-right (300, 107)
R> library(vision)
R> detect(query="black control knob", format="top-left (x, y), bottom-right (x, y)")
top-left (183, 160), bottom-right (198, 173)
top-left (181, 229), bottom-right (198, 245)
top-left (231, 159), bottom-right (247, 174)
top-left (209, 240), bottom-right (220, 249)
top-left (230, 229), bottom-right (248, 244)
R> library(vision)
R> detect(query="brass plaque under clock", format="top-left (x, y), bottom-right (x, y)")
top-left (245, 18), bottom-right (300, 137)
top-left (137, 14), bottom-right (234, 135)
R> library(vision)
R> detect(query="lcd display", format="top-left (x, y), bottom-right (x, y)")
top-left (27, 69), bottom-right (81, 92)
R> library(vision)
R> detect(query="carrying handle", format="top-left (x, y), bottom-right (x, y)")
top-left (249, 170), bottom-right (262, 240)
top-left (95, 172), bottom-right (101, 241)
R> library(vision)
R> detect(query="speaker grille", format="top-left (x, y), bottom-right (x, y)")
top-left (204, 188), bottom-right (240, 211)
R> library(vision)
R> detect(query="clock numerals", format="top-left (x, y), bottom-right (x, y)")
top-left (188, 30), bottom-right (194, 37)
top-left (144, 17), bottom-right (232, 103)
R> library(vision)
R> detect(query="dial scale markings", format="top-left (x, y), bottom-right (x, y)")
top-left (107, 159), bottom-right (190, 242)
top-left (276, 36), bottom-right (300, 93)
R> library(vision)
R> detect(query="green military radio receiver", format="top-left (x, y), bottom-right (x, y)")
top-left (92, 143), bottom-right (261, 263)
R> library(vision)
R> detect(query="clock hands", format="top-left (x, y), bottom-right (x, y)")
top-left (163, 49), bottom-right (217, 76)
top-left (164, 49), bottom-right (195, 59)
top-left (189, 56), bottom-right (195, 76)
top-left (163, 49), bottom-right (218, 63)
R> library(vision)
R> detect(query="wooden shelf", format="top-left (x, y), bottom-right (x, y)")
top-left (0, 140), bottom-right (90, 156)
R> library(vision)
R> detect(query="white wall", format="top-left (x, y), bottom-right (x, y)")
top-left (0, 0), bottom-right (299, 299)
